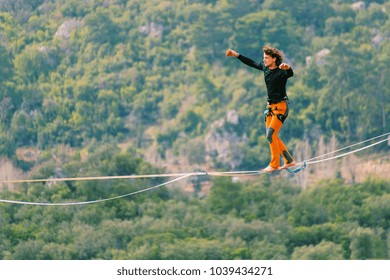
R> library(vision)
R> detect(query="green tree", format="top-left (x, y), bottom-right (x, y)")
top-left (292, 240), bottom-right (344, 260)
top-left (0, 44), bottom-right (13, 85)
top-left (190, 7), bottom-right (231, 59)
top-left (263, 0), bottom-right (335, 33)
top-left (10, 110), bottom-right (37, 146)
top-left (72, 224), bottom-right (115, 259)
top-left (9, 239), bottom-right (45, 260)
top-left (160, 238), bottom-right (243, 260)
top-left (234, 10), bottom-right (303, 58)
top-left (0, 129), bottom-right (16, 157)
top-left (251, 240), bottom-right (289, 259)
top-left (288, 180), bottom-right (365, 226)
top-left (84, 8), bottom-right (123, 45)
top-left (14, 45), bottom-right (58, 84)
top-left (208, 177), bottom-right (243, 215)
top-left (349, 227), bottom-right (386, 259)
top-left (359, 194), bottom-right (390, 229)
top-left (289, 223), bottom-right (349, 256)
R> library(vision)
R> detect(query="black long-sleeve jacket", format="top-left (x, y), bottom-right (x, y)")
top-left (237, 54), bottom-right (294, 104)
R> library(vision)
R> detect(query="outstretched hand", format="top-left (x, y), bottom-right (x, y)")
top-left (226, 49), bottom-right (239, 57)
top-left (279, 63), bottom-right (291, 70)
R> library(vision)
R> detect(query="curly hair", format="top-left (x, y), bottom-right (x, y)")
top-left (263, 45), bottom-right (284, 66)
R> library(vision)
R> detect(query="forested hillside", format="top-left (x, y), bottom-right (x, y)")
top-left (0, 0), bottom-right (389, 260)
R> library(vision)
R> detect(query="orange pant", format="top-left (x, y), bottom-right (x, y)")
top-left (265, 100), bottom-right (294, 168)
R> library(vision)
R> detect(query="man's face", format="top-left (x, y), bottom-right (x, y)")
top-left (263, 53), bottom-right (276, 67)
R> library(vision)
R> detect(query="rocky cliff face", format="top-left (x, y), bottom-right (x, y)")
top-left (205, 110), bottom-right (247, 169)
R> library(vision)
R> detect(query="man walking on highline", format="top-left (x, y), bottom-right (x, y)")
top-left (226, 46), bottom-right (296, 173)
